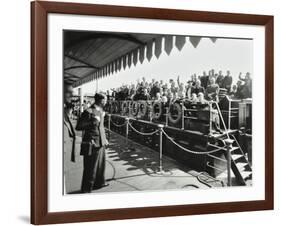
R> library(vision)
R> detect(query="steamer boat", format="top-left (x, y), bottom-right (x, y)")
top-left (104, 91), bottom-right (252, 186)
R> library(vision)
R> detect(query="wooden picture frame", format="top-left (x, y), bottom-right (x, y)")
top-left (31, 1), bottom-right (274, 224)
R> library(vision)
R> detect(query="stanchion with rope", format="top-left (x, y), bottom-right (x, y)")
top-left (125, 120), bottom-right (171, 175)
top-left (154, 124), bottom-right (171, 175)
top-left (107, 114), bottom-right (111, 141)
top-left (124, 117), bottom-right (130, 153)
top-left (161, 128), bottom-right (231, 184)
top-left (158, 124), bottom-right (164, 173)
top-left (107, 113), bottom-right (230, 184)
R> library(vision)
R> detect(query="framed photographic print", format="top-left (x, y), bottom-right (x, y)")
top-left (31, 1), bottom-right (274, 224)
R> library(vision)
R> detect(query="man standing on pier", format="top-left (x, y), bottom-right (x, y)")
top-left (76, 93), bottom-right (109, 193)
top-left (63, 82), bottom-right (76, 193)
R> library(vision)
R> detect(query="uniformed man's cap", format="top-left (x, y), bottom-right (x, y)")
top-left (94, 93), bottom-right (106, 102)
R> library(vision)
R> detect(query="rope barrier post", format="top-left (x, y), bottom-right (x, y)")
top-left (158, 124), bottom-right (164, 173)
top-left (125, 117), bottom-right (130, 149)
top-left (225, 138), bottom-right (234, 186)
top-left (108, 114), bottom-right (111, 141)
top-left (165, 107), bottom-right (169, 126)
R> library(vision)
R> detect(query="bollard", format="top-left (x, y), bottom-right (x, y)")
top-left (225, 138), bottom-right (234, 186)
top-left (108, 114), bottom-right (111, 141)
top-left (158, 124), bottom-right (164, 173)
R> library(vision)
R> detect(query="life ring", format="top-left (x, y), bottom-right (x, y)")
top-left (168, 102), bottom-right (182, 124)
top-left (152, 101), bottom-right (162, 119)
top-left (138, 101), bottom-right (148, 117)
top-left (131, 101), bottom-right (139, 116)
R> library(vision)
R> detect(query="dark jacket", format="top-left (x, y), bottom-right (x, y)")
top-left (64, 111), bottom-right (76, 162)
top-left (191, 86), bottom-right (205, 95)
top-left (222, 75), bottom-right (233, 90)
top-left (150, 85), bottom-right (160, 98)
top-left (200, 75), bottom-right (209, 89)
top-left (76, 105), bottom-right (107, 156)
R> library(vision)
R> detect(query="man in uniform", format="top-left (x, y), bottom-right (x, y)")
top-left (63, 82), bottom-right (76, 193)
top-left (76, 93), bottom-right (109, 193)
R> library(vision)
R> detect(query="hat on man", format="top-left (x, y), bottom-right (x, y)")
top-left (94, 93), bottom-right (106, 103)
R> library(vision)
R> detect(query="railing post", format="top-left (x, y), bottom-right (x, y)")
top-left (158, 124), bottom-right (164, 173)
top-left (129, 101), bottom-right (133, 117)
top-left (225, 138), bottom-right (234, 186)
top-left (228, 100), bottom-right (231, 130)
top-left (181, 102), bottom-right (185, 130)
top-left (209, 102), bottom-right (213, 136)
top-left (165, 107), bottom-right (169, 126)
top-left (108, 114), bottom-right (111, 141)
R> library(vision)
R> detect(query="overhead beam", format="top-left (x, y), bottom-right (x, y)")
top-left (64, 65), bottom-right (97, 71)
top-left (65, 54), bottom-right (100, 69)
top-left (64, 77), bottom-right (77, 82)
top-left (64, 71), bottom-right (80, 78)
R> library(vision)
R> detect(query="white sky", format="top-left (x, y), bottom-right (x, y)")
top-left (74, 37), bottom-right (253, 95)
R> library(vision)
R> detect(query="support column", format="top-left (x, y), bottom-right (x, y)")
top-left (78, 87), bottom-right (83, 115)
top-left (107, 114), bottom-right (111, 141)
top-left (96, 78), bottom-right (99, 93)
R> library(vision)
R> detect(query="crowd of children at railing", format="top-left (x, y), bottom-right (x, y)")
top-left (105, 69), bottom-right (252, 105)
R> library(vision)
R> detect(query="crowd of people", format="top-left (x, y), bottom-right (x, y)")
top-left (106, 69), bottom-right (252, 105)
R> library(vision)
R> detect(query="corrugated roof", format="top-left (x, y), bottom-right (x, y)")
top-left (64, 30), bottom-right (161, 87)
top-left (64, 31), bottom-right (217, 87)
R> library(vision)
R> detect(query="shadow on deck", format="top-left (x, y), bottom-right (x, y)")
top-left (66, 130), bottom-right (224, 195)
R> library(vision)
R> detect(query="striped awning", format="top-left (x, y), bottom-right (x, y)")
top-left (64, 31), bottom-right (212, 87)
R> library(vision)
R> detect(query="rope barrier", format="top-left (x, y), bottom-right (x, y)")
top-left (110, 116), bottom-right (225, 155)
top-left (108, 114), bottom-right (229, 186)
top-left (128, 121), bottom-right (159, 136)
top-left (161, 129), bottom-right (225, 155)
top-left (110, 118), bottom-right (126, 127)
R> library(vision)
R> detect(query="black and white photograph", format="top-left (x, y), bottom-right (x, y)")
top-left (63, 30), bottom-right (253, 195)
